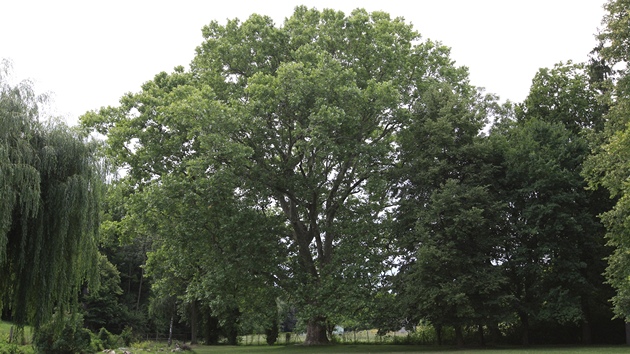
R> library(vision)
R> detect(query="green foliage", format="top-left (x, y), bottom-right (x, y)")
top-left (584, 121), bottom-right (630, 320)
top-left (495, 60), bottom-right (611, 344)
top-left (391, 58), bottom-right (502, 345)
top-left (120, 326), bottom-right (134, 347)
top-left (0, 59), bottom-right (103, 329)
top-left (582, 0), bottom-right (630, 323)
top-left (0, 342), bottom-right (33, 354)
top-left (92, 327), bottom-right (119, 350)
top-left (72, 4), bottom-right (626, 347)
top-left (81, 254), bottom-right (125, 332)
top-left (598, 0), bottom-right (630, 66)
top-left (32, 315), bottom-right (92, 354)
top-left (81, 6), bottom-right (475, 344)
top-left (518, 61), bottom-right (607, 133)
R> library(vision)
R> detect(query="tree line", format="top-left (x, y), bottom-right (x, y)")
top-left (3, 1), bottom-right (630, 348)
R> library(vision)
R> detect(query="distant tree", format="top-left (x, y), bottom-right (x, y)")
top-left (81, 254), bottom-right (125, 333)
top-left (0, 59), bottom-right (102, 328)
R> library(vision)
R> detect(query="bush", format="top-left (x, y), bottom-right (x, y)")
top-left (0, 342), bottom-right (33, 354)
top-left (33, 315), bottom-right (92, 354)
top-left (89, 328), bottom-right (120, 351)
top-left (119, 326), bottom-right (134, 347)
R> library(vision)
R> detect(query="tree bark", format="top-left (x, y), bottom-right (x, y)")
top-left (205, 314), bottom-right (220, 345)
top-left (435, 324), bottom-right (443, 346)
top-left (304, 317), bottom-right (329, 345)
top-left (625, 322), bottom-right (630, 345)
top-left (582, 318), bottom-right (593, 345)
top-left (454, 325), bottom-right (465, 348)
top-left (478, 324), bottom-right (485, 346)
top-left (136, 266), bottom-right (144, 311)
top-left (190, 301), bottom-right (198, 345)
top-left (168, 315), bottom-right (174, 347)
top-left (581, 299), bottom-right (592, 345)
top-left (226, 307), bottom-right (240, 345)
top-left (519, 311), bottom-right (530, 346)
top-left (489, 323), bottom-right (502, 345)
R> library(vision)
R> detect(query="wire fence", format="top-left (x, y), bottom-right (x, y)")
top-left (240, 329), bottom-right (420, 346)
top-left (140, 328), bottom-right (439, 346)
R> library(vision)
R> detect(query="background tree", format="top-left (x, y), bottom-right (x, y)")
top-left (494, 61), bottom-right (615, 345)
top-left (81, 254), bottom-right (125, 333)
top-left (0, 59), bottom-right (102, 328)
top-left (391, 80), bottom-right (506, 346)
top-left (584, 1), bottom-right (630, 333)
top-left (140, 173), bottom-right (285, 345)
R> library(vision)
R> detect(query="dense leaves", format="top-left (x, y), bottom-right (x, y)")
top-left (82, 7), bottom-right (477, 344)
top-left (584, 0), bottom-right (630, 323)
top-left (28, 2), bottom-right (626, 347)
top-left (0, 60), bottom-right (102, 328)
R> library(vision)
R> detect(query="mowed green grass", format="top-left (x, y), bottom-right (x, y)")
top-left (0, 320), bottom-right (11, 334)
top-left (0, 320), bottom-right (32, 343)
top-left (0, 320), bottom-right (19, 339)
top-left (191, 344), bottom-right (630, 354)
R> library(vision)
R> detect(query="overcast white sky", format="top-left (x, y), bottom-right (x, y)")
top-left (1, 0), bottom-right (607, 125)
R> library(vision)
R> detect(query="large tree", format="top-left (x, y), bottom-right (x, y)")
top-left (82, 7), bottom-right (472, 344)
top-left (584, 0), bottom-right (630, 326)
top-left (391, 80), bottom-right (505, 346)
top-left (0, 60), bottom-right (102, 328)
top-left (497, 62), bottom-right (612, 345)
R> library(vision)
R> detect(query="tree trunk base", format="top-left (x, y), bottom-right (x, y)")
top-left (303, 318), bottom-right (329, 345)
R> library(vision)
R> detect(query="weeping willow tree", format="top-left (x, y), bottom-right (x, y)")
top-left (0, 60), bottom-right (102, 328)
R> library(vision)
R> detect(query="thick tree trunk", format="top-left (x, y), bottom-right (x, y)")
top-left (519, 311), bottom-right (530, 346)
top-left (168, 315), bottom-right (174, 347)
top-left (190, 301), bottom-right (198, 345)
top-left (489, 323), bottom-right (502, 344)
top-left (225, 307), bottom-right (240, 345)
top-left (582, 318), bottom-right (592, 345)
top-left (435, 324), bottom-right (443, 346)
top-left (265, 316), bottom-right (279, 345)
top-left (136, 266), bottom-right (144, 311)
top-left (454, 325), bottom-right (465, 348)
top-left (304, 317), bottom-right (329, 345)
top-left (205, 314), bottom-right (220, 345)
top-left (625, 322), bottom-right (630, 345)
top-left (581, 299), bottom-right (592, 345)
top-left (478, 324), bottom-right (485, 346)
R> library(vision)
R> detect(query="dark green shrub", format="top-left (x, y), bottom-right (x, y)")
top-left (0, 342), bottom-right (31, 354)
top-left (119, 326), bottom-right (133, 347)
top-left (92, 327), bottom-right (120, 351)
top-left (33, 315), bottom-right (92, 354)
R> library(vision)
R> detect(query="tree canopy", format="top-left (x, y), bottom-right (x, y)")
top-left (584, 0), bottom-right (630, 322)
top-left (60, 2), bottom-right (630, 347)
top-left (0, 60), bottom-right (103, 328)
top-left (81, 6), bottom-right (479, 344)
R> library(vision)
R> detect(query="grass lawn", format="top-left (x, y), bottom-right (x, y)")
top-left (0, 320), bottom-right (19, 339)
top-left (190, 344), bottom-right (630, 354)
top-left (0, 320), bottom-right (32, 344)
